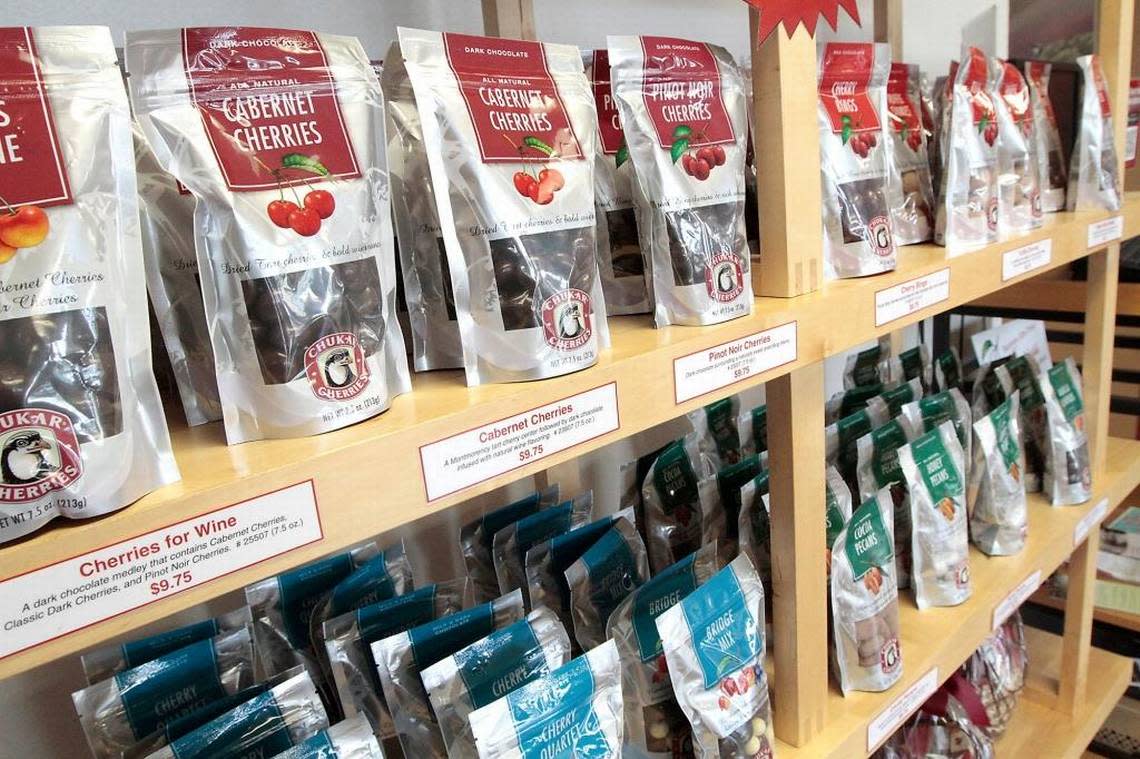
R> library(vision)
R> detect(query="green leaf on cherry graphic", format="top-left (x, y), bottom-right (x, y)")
top-left (670, 137), bottom-right (690, 164)
top-left (977, 115), bottom-right (989, 134)
top-left (840, 114), bottom-right (853, 145)
top-left (616, 144), bottom-right (630, 168)
top-left (672, 124), bottom-right (693, 141)
top-left (523, 136), bottom-right (555, 156)
top-left (281, 153), bottom-right (330, 177)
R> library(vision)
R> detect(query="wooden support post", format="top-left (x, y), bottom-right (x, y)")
top-left (749, 11), bottom-right (824, 298)
top-left (766, 363), bottom-right (827, 745)
top-left (873, 0), bottom-right (903, 58)
top-left (1082, 246), bottom-right (1121, 479)
top-left (481, 0), bottom-right (536, 40)
top-left (1058, 531), bottom-right (1100, 714)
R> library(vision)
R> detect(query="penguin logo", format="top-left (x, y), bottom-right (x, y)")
top-left (704, 252), bottom-right (745, 302)
top-left (541, 289), bottom-right (593, 351)
top-left (880, 637), bottom-right (901, 673)
top-left (985, 196), bottom-right (999, 231)
top-left (304, 333), bottom-right (371, 401)
top-left (0, 409), bottom-right (83, 502)
top-left (867, 215), bottom-right (894, 258)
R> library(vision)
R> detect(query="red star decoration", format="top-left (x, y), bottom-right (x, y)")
top-left (744, 0), bottom-right (863, 44)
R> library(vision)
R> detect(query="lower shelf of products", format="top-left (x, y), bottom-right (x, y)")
top-left (996, 626), bottom-right (1132, 759)
top-left (774, 436), bottom-right (1140, 758)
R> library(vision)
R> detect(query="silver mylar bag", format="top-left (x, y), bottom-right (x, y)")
top-left (992, 59), bottom-right (1044, 239)
top-left (1040, 357), bottom-right (1091, 506)
top-left (608, 35), bottom-right (752, 327)
top-left (272, 714), bottom-right (384, 759)
top-left (1024, 61), bottom-right (1067, 212)
top-left (399, 28), bottom-right (610, 386)
top-left (969, 393), bottom-right (1028, 556)
top-left (1067, 54), bottom-right (1122, 212)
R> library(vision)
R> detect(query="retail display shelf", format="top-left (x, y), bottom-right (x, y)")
top-left (0, 201), bottom-right (1134, 681)
top-left (773, 437), bottom-right (1140, 757)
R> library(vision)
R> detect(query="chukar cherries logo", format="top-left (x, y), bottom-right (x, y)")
top-left (868, 214), bottom-right (893, 258)
top-left (0, 409), bottom-right (82, 502)
top-left (705, 252), bottom-right (745, 302)
top-left (541, 289), bottom-right (593, 351)
top-left (880, 636), bottom-right (901, 673)
top-left (304, 332), bottom-right (370, 401)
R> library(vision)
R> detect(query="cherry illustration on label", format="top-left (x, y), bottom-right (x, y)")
top-left (0, 195), bottom-right (50, 265)
top-left (672, 123), bottom-right (726, 181)
top-left (507, 133), bottom-right (569, 205)
top-left (261, 153), bottom-right (338, 237)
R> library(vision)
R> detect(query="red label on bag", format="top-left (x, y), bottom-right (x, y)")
top-left (961, 48), bottom-right (995, 127)
top-left (998, 62), bottom-right (1031, 124)
top-left (181, 27), bottom-right (362, 192)
top-left (1090, 55), bottom-right (1112, 117)
top-left (705, 252), bottom-right (745, 302)
top-left (639, 36), bottom-right (735, 149)
top-left (591, 49), bottom-right (624, 155)
top-left (541, 289), bottom-right (593, 351)
top-left (303, 332), bottom-right (370, 401)
top-left (819, 43), bottom-right (880, 135)
top-left (885, 63), bottom-right (920, 132)
top-left (443, 33), bottom-right (582, 164)
top-left (1026, 61), bottom-right (1059, 128)
top-left (0, 409), bottom-right (83, 503)
top-left (0, 28), bottom-right (72, 209)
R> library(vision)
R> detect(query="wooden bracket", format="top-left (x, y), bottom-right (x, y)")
top-left (750, 11), bottom-right (824, 298)
top-left (481, 0), bottom-right (536, 40)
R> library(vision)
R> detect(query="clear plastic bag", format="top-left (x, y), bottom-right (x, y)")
top-left (1040, 358), bottom-right (1091, 506)
top-left (1067, 55), bottom-right (1122, 212)
top-left (127, 27), bottom-right (410, 443)
top-left (565, 516), bottom-right (650, 651)
top-left (641, 435), bottom-right (721, 573)
top-left (968, 393), bottom-right (1028, 556)
top-left (855, 415), bottom-right (918, 587)
top-left (0, 26), bottom-right (179, 542)
top-left (1024, 61), bottom-right (1068, 212)
top-left (271, 713), bottom-right (385, 759)
top-left (993, 60), bottom-right (1044, 238)
top-left (492, 491), bottom-right (593, 603)
top-left (460, 486), bottom-right (560, 604)
top-left (886, 63), bottom-right (936, 245)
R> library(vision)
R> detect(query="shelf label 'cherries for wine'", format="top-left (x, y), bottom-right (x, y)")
top-left (0, 481), bottom-right (321, 662)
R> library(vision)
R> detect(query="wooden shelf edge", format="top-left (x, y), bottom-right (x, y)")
top-left (0, 202), bottom-right (1135, 681)
top-left (998, 627), bottom-right (1132, 759)
top-left (774, 437), bottom-right (1140, 758)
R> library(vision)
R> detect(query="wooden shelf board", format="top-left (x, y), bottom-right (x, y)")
top-left (0, 202), bottom-right (1135, 680)
top-left (973, 280), bottom-right (1140, 317)
top-left (998, 626), bottom-right (1132, 759)
top-left (774, 437), bottom-right (1140, 758)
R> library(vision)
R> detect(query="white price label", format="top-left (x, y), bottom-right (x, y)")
top-left (1002, 239), bottom-right (1053, 281)
top-left (420, 383), bottom-right (619, 501)
top-left (0, 481), bottom-right (321, 661)
top-left (1074, 498), bottom-right (1110, 547)
top-left (867, 667), bottom-right (940, 751)
top-left (992, 569), bottom-right (1042, 630)
top-left (1088, 216), bottom-right (1123, 248)
top-left (875, 268), bottom-right (951, 327)
top-left (673, 322), bottom-right (797, 404)
top-left (1126, 125), bottom-right (1138, 163)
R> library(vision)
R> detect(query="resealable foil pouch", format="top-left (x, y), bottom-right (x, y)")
top-left (657, 554), bottom-right (774, 759)
top-left (381, 41), bottom-right (461, 370)
top-left (123, 666), bottom-right (306, 759)
top-left (373, 589), bottom-right (525, 758)
top-left (73, 627), bottom-right (256, 759)
top-left (900, 387), bottom-right (973, 479)
top-left (936, 47), bottom-right (998, 253)
top-left (843, 336), bottom-right (895, 389)
top-left (994, 355), bottom-right (1048, 493)
top-left (525, 509), bottom-right (636, 647)
top-left (873, 376), bottom-right (924, 419)
top-left (825, 401), bottom-right (890, 493)
top-left (565, 516), bottom-right (651, 651)
top-left (0, 26), bottom-right (179, 543)
top-left (422, 606), bottom-right (571, 759)
top-left (145, 669), bottom-right (328, 759)
top-left (993, 60), bottom-right (1043, 238)
top-left (586, 48), bottom-right (652, 315)
top-left (1023, 61), bottom-right (1067, 212)
top-left (133, 125), bottom-right (221, 425)
top-left (493, 491), bottom-right (593, 603)
top-left (1041, 357), bottom-right (1091, 505)
top-left (896, 344), bottom-right (932, 393)
top-left (246, 542), bottom-right (379, 680)
top-left (274, 714), bottom-right (384, 759)
top-left (824, 465), bottom-right (855, 577)
top-left (830, 489), bottom-right (902, 694)
top-left (399, 28), bottom-right (610, 385)
top-left (886, 63), bottom-right (936, 245)
top-left (642, 435), bottom-right (721, 573)
top-left (608, 35), bottom-right (752, 327)
top-left (325, 581), bottom-right (467, 745)
top-left (82, 606), bottom-right (252, 685)
top-left (898, 421), bottom-right (971, 609)
top-left (855, 414), bottom-right (918, 588)
top-left (826, 382), bottom-right (891, 424)
top-left (1068, 54), bottom-right (1122, 212)
top-left (469, 639), bottom-right (623, 759)
top-left (933, 347), bottom-right (963, 392)
top-left (461, 485), bottom-right (560, 604)
top-left (738, 403), bottom-right (767, 458)
top-left (969, 393), bottom-right (1028, 556)
top-left (818, 42), bottom-right (899, 280)
top-left (308, 542), bottom-right (414, 707)
top-left (608, 542), bottom-right (723, 759)
top-left (690, 395), bottom-right (743, 465)
top-left (126, 27), bottom-right (410, 443)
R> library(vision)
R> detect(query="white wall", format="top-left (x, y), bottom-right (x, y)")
top-left (0, 0), bottom-right (1001, 755)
